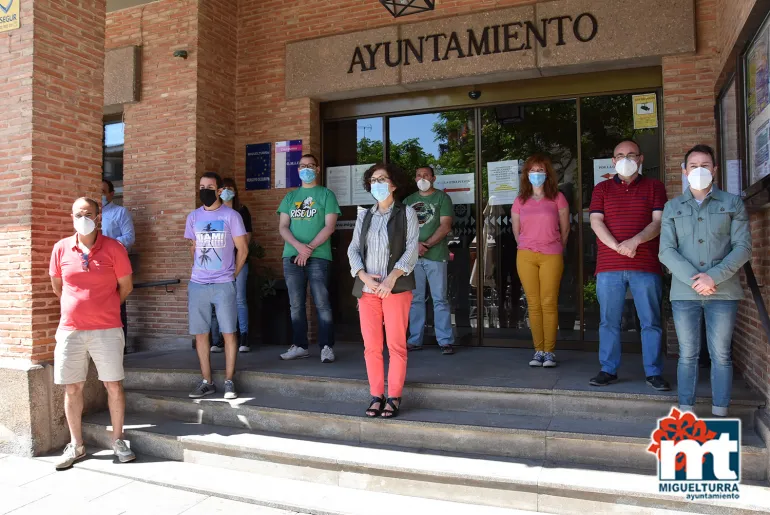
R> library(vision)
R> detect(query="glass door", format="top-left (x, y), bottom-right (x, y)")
top-left (477, 101), bottom-right (580, 345)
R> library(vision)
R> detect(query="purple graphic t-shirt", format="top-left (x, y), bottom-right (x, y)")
top-left (184, 205), bottom-right (246, 284)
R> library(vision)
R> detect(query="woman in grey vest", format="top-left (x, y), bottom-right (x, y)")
top-left (659, 144), bottom-right (751, 416)
top-left (348, 163), bottom-right (419, 418)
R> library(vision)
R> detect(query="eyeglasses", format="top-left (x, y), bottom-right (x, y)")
top-left (300, 163), bottom-right (318, 170)
top-left (369, 177), bottom-right (391, 184)
top-left (614, 153), bottom-right (640, 160)
top-left (80, 253), bottom-right (90, 272)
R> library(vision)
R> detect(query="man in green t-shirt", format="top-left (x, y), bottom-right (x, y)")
top-left (404, 166), bottom-right (455, 354)
top-left (277, 154), bottom-right (341, 363)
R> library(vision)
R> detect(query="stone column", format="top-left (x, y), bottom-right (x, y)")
top-left (0, 0), bottom-right (107, 456)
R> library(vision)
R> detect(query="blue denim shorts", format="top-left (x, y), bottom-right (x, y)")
top-left (188, 281), bottom-right (237, 335)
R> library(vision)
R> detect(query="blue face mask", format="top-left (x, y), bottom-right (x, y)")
top-left (299, 168), bottom-right (316, 183)
top-left (371, 182), bottom-right (392, 202)
top-left (529, 173), bottom-right (546, 188)
top-left (220, 189), bottom-right (236, 202)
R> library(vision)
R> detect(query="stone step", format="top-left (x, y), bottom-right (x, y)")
top-left (122, 367), bottom-right (761, 427)
top-left (81, 412), bottom-right (770, 515)
top-left (118, 389), bottom-right (768, 480)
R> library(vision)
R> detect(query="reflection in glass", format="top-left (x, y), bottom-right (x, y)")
top-left (103, 121), bottom-right (125, 201)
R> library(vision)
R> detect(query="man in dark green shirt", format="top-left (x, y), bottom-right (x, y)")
top-left (277, 154), bottom-right (341, 363)
top-left (404, 166), bottom-right (455, 354)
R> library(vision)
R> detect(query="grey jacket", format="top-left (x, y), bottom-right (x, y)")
top-left (659, 186), bottom-right (751, 301)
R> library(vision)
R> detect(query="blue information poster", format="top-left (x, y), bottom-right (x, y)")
top-left (245, 143), bottom-right (271, 190)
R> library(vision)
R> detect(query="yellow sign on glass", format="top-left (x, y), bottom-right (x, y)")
top-left (0, 0), bottom-right (19, 33)
top-left (632, 93), bottom-right (658, 129)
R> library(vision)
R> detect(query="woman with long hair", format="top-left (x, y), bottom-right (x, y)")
top-left (211, 177), bottom-right (253, 353)
top-left (512, 154), bottom-right (570, 368)
top-left (348, 163), bottom-right (419, 418)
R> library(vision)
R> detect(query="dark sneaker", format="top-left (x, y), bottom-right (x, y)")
top-left (543, 352), bottom-right (557, 368)
top-left (441, 345), bottom-right (455, 355)
top-left (589, 371), bottom-right (618, 386)
top-left (223, 379), bottom-right (238, 400)
top-left (529, 351), bottom-right (545, 367)
top-left (407, 344), bottom-right (422, 352)
top-left (189, 379), bottom-right (216, 398)
top-left (646, 375), bottom-right (671, 391)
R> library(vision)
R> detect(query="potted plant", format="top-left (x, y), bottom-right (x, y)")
top-left (247, 241), bottom-right (292, 346)
top-left (583, 278), bottom-right (600, 328)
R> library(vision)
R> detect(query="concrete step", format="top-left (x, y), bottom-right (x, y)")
top-left (80, 413), bottom-right (770, 515)
top-left (122, 367), bottom-right (762, 427)
top-left (117, 389), bottom-right (769, 480)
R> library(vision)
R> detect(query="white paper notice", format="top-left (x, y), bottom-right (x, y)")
top-left (435, 173), bottom-right (475, 204)
top-left (351, 164), bottom-right (376, 205)
top-left (593, 158), bottom-right (615, 185)
top-left (326, 166), bottom-right (352, 206)
top-left (487, 160), bottom-right (519, 206)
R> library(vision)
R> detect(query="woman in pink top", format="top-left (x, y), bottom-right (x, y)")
top-left (512, 154), bottom-right (570, 368)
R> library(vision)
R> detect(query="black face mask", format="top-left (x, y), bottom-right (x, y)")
top-left (200, 188), bottom-right (218, 207)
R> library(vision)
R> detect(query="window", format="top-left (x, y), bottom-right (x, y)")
top-left (719, 78), bottom-right (742, 195)
top-left (103, 120), bottom-right (125, 200)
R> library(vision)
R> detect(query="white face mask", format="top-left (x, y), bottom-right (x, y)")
top-left (73, 216), bottom-right (96, 236)
top-left (615, 158), bottom-right (638, 177)
top-left (687, 167), bottom-right (713, 191)
top-left (417, 178), bottom-right (431, 192)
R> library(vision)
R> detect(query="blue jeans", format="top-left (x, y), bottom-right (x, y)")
top-left (597, 271), bottom-right (663, 376)
top-left (672, 300), bottom-right (738, 415)
top-left (210, 263), bottom-right (249, 342)
top-left (284, 257), bottom-right (334, 349)
top-left (408, 259), bottom-right (454, 347)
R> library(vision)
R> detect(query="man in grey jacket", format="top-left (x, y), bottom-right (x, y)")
top-left (659, 144), bottom-right (751, 417)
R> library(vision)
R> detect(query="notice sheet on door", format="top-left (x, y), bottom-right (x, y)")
top-left (487, 160), bottom-right (519, 206)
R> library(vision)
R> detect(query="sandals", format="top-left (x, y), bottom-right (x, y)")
top-left (365, 395), bottom-right (385, 417)
top-left (381, 397), bottom-right (401, 418)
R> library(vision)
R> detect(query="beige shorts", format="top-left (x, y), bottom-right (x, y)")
top-left (54, 328), bottom-right (125, 385)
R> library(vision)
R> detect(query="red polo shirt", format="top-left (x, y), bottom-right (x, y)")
top-left (589, 175), bottom-right (667, 275)
top-left (49, 234), bottom-right (133, 331)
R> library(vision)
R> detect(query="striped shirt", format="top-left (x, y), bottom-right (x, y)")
top-left (347, 204), bottom-right (419, 294)
top-left (589, 175), bottom-right (667, 275)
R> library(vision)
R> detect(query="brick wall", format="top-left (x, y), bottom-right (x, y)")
top-left (106, 0), bottom-right (198, 344)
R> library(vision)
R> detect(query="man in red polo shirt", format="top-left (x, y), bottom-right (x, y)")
top-left (49, 197), bottom-right (135, 470)
top-left (588, 140), bottom-right (670, 391)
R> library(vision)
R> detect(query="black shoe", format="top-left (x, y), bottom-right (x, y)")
top-left (589, 371), bottom-right (618, 386)
top-left (646, 375), bottom-right (671, 391)
top-left (441, 345), bottom-right (455, 355)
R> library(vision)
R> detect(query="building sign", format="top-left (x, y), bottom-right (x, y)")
top-left (349, 13), bottom-right (598, 73)
top-left (435, 173), bottom-right (475, 205)
top-left (632, 93), bottom-right (658, 129)
top-left (275, 140), bottom-right (302, 189)
top-left (245, 143), bottom-right (271, 191)
top-left (0, 0), bottom-right (20, 33)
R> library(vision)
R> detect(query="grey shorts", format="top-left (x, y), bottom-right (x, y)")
top-left (188, 281), bottom-right (237, 335)
top-left (54, 328), bottom-right (125, 385)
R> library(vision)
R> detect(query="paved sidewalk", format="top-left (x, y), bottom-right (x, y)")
top-left (0, 452), bottom-right (303, 515)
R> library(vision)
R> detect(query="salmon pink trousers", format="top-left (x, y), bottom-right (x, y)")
top-left (358, 291), bottom-right (413, 398)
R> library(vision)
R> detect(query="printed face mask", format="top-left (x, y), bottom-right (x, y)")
top-left (371, 182), bottom-right (392, 202)
top-left (220, 189), bottom-right (236, 202)
top-left (200, 188), bottom-right (218, 207)
top-left (687, 167), bottom-right (713, 191)
top-left (299, 168), bottom-right (316, 183)
top-left (529, 173), bottom-right (546, 188)
top-left (73, 216), bottom-right (96, 236)
top-left (615, 158), bottom-right (638, 177)
top-left (417, 178), bottom-right (431, 192)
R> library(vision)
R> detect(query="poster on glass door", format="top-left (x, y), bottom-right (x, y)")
top-left (434, 173), bottom-right (475, 204)
top-left (325, 164), bottom-right (376, 206)
top-left (486, 160), bottom-right (519, 206)
top-left (593, 158), bottom-right (615, 185)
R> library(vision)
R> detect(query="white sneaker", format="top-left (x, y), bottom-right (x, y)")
top-left (112, 439), bottom-right (136, 463)
top-left (239, 345), bottom-right (251, 353)
top-left (543, 352), bottom-right (557, 368)
top-left (54, 442), bottom-right (86, 470)
top-left (210, 345), bottom-right (223, 353)
top-left (321, 345), bottom-right (335, 363)
top-left (280, 345), bottom-right (309, 360)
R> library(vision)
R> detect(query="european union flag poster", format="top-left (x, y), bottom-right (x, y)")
top-left (245, 143), bottom-right (271, 191)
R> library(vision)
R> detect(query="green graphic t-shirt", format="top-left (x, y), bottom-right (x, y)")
top-left (404, 189), bottom-right (454, 262)
top-left (277, 185), bottom-right (341, 261)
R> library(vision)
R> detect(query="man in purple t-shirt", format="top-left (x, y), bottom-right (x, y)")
top-left (185, 172), bottom-right (248, 400)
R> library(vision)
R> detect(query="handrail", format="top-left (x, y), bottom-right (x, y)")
top-left (744, 263), bottom-right (770, 342)
top-left (133, 279), bottom-right (180, 293)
